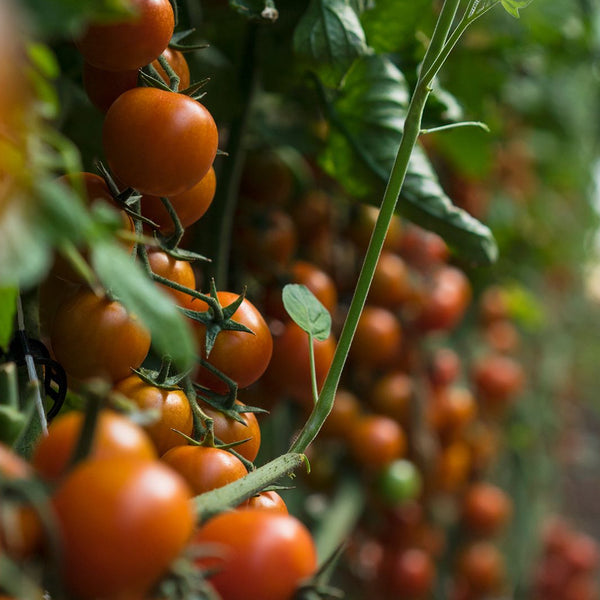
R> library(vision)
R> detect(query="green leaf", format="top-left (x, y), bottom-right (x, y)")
top-left (282, 284), bottom-right (331, 341)
top-left (0, 289), bottom-right (17, 351)
top-left (500, 0), bottom-right (534, 18)
top-left (360, 0), bottom-right (430, 53)
top-left (293, 0), bottom-right (369, 88)
top-left (229, 0), bottom-right (279, 21)
top-left (90, 241), bottom-right (197, 371)
top-left (319, 54), bottom-right (497, 265)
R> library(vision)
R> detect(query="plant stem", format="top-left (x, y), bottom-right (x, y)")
top-left (289, 0), bottom-right (464, 454)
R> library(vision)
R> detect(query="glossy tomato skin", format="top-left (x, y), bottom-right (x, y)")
top-left (103, 87), bottom-right (218, 197)
top-left (191, 291), bottom-right (273, 392)
top-left (52, 457), bottom-right (194, 600)
top-left (194, 510), bottom-right (317, 600)
top-left (461, 482), bottom-right (512, 537)
top-left (147, 248), bottom-right (197, 306)
top-left (349, 415), bottom-right (406, 470)
top-left (76, 0), bottom-right (174, 71)
top-left (50, 289), bottom-right (151, 382)
top-left (241, 491), bottom-right (288, 514)
top-left (32, 410), bottom-right (157, 481)
top-left (368, 251), bottom-right (411, 309)
top-left (161, 445), bottom-right (247, 495)
top-left (113, 375), bottom-right (194, 455)
top-left (142, 166), bottom-right (216, 232)
top-left (197, 400), bottom-right (261, 462)
top-left (377, 547), bottom-right (435, 600)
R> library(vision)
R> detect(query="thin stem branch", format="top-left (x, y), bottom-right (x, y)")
top-left (421, 120), bottom-right (490, 134)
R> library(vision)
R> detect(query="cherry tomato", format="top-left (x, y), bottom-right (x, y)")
top-left (151, 47), bottom-right (191, 90)
top-left (484, 318), bottom-right (520, 353)
top-left (147, 248), bottom-right (196, 306)
top-left (427, 347), bottom-right (461, 388)
top-left (368, 371), bottom-right (413, 424)
top-left (113, 375), bottom-right (194, 455)
top-left (320, 388), bottom-right (361, 439)
top-left (434, 441), bottom-right (471, 493)
top-left (349, 305), bottom-right (402, 371)
top-left (191, 291), bottom-right (273, 392)
top-left (0, 444), bottom-right (42, 560)
top-left (103, 87), bottom-right (218, 197)
top-left (197, 400), bottom-right (261, 462)
top-left (241, 491), bottom-right (288, 514)
top-left (291, 189), bottom-right (335, 243)
top-left (50, 289), bottom-right (151, 382)
top-left (141, 166), bottom-right (216, 232)
top-left (377, 547), bottom-right (435, 600)
top-left (461, 482), bottom-right (512, 537)
top-left (75, 0), bottom-right (174, 71)
top-left (368, 251), bottom-right (411, 309)
top-left (472, 354), bottom-right (525, 409)
top-left (398, 224), bottom-right (449, 269)
top-left (264, 321), bottom-right (336, 406)
top-left (427, 385), bottom-right (477, 443)
top-left (348, 415), bottom-right (406, 470)
top-left (376, 459), bottom-right (422, 506)
top-left (239, 150), bottom-right (294, 206)
top-left (52, 457), bottom-right (194, 599)
top-left (457, 541), bottom-right (505, 595)
top-left (347, 205), bottom-right (403, 252)
top-left (161, 445), bottom-right (247, 495)
top-left (32, 410), bottom-right (157, 481)
top-left (194, 510), bottom-right (317, 600)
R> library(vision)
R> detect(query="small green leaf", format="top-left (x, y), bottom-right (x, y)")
top-left (500, 0), bottom-right (534, 18)
top-left (282, 284), bottom-right (331, 341)
top-left (91, 241), bottom-right (197, 371)
top-left (0, 289), bottom-right (18, 351)
top-left (294, 0), bottom-right (369, 88)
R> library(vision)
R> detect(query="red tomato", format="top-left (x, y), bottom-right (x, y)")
top-left (141, 166), bottom-right (217, 232)
top-left (103, 87), bottom-right (218, 197)
top-left (50, 289), bottom-right (151, 382)
top-left (264, 321), bottom-right (336, 406)
top-left (427, 386), bottom-right (477, 443)
top-left (197, 400), bottom-right (261, 462)
top-left (194, 510), bottom-right (317, 600)
top-left (368, 251), bottom-right (411, 309)
top-left (161, 445), bottom-right (247, 495)
top-left (241, 491), bottom-right (288, 514)
top-left (377, 547), bottom-right (435, 599)
top-left (75, 0), bottom-right (174, 71)
top-left (151, 47), bottom-right (191, 89)
top-left (32, 410), bottom-right (157, 481)
top-left (191, 291), bottom-right (273, 392)
top-left (52, 457), bottom-right (194, 599)
top-left (113, 375), bottom-right (194, 455)
top-left (472, 354), bottom-right (525, 409)
top-left (368, 371), bottom-right (413, 425)
top-left (347, 205), bottom-right (403, 252)
top-left (461, 482), bottom-right (512, 537)
top-left (457, 541), bottom-right (505, 594)
top-left (427, 347), bottom-right (462, 388)
top-left (147, 248), bottom-right (197, 306)
top-left (348, 415), bottom-right (406, 470)
top-left (398, 224), bottom-right (449, 269)
top-left (349, 305), bottom-right (402, 371)
top-left (320, 388), bottom-right (361, 439)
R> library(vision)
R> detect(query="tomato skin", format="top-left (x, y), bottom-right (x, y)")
top-left (368, 251), bottom-right (411, 309)
top-left (103, 87), bottom-right (218, 197)
top-left (194, 510), bottom-right (317, 600)
top-left (368, 371), bottom-right (413, 425)
top-left (320, 388), bottom-right (361, 439)
top-left (461, 482), bottom-right (512, 537)
top-left (377, 547), bottom-right (435, 599)
top-left (457, 541), bottom-right (505, 594)
top-left (113, 375), bottom-right (194, 455)
top-left (264, 321), bottom-right (336, 406)
top-left (76, 0), bottom-right (174, 71)
top-left (197, 400), bottom-right (261, 462)
top-left (142, 166), bottom-right (216, 232)
top-left (52, 457), bottom-right (194, 599)
top-left (50, 289), bottom-right (151, 382)
top-left (191, 292), bottom-right (273, 392)
top-left (241, 491), bottom-right (288, 514)
top-left (161, 445), bottom-right (247, 495)
top-left (349, 415), bottom-right (406, 470)
top-left (472, 354), bottom-right (525, 408)
top-left (32, 410), bottom-right (157, 481)
top-left (147, 248), bottom-right (197, 306)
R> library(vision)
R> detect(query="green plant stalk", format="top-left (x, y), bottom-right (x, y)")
top-left (193, 452), bottom-right (306, 522)
top-left (0, 363), bottom-right (19, 410)
top-left (290, 0), bottom-right (466, 454)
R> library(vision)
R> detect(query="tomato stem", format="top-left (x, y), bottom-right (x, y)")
top-left (157, 52), bottom-right (180, 92)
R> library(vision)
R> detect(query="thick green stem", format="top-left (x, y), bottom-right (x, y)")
top-left (289, 0), bottom-right (463, 454)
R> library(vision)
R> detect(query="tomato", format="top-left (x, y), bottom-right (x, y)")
top-left (147, 248), bottom-right (196, 306)
top-left (194, 510), bottom-right (317, 600)
top-left (347, 205), bottom-right (403, 252)
top-left (461, 482), bottom-right (512, 537)
top-left (103, 87), bottom-right (218, 197)
top-left (241, 491), bottom-right (288, 514)
top-left (75, 0), bottom-right (174, 71)
top-left (291, 189), bottom-right (335, 243)
top-left (472, 354), bottom-right (525, 409)
top-left (368, 251), bottom-right (411, 309)
top-left (456, 541), bottom-right (505, 594)
top-left (141, 166), bottom-right (216, 232)
top-left (320, 388), bottom-right (361, 439)
top-left (0, 444), bottom-right (42, 560)
top-left (263, 321), bottom-right (336, 406)
top-left (197, 400), bottom-right (261, 462)
top-left (484, 318), bottom-right (520, 353)
top-left (161, 445), bottom-right (247, 495)
top-left (376, 459), bottom-right (422, 506)
top-left (348, 415), bottom-right (406, 470)
top-left (434, 441), bottom-right (471, 493)
top-left (427, 347), bottom-right (461, 388)
top-left (264, 260), bottom-right (338, 322)
top-left (415, 266), bottom-right (471, 332)
top-left (239, 150), bottom-right (294, 206)
top-left (32, 410), bottom-right (157, 481)
top-left (113, 375), bottom-right (194, 455)
top-left (50, 289), bottom-right (151, 382)
top-left (479, 285), bottom-right (510, 323)
top-left (377, 547), bottom-right (435, 600)
top-left (563, 533), bottom-right (600, 574)
top-left (398, 224), bottom-right (449, 269)
top-left (427, 386), bottom-right (477, 443)
top-left (83, 48), bottom-right (191, 113)
top-left (368, 371), bottom-right (413, 425)
top-left (191, 291), bottom-right (273, 392)
top-left (52, 457), bottom-right (194, 599)
top-left (349, 305), bottom-right (402, 371)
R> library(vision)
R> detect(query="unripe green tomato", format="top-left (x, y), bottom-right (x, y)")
top-left (376, 459), bottom-right (422, 506)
